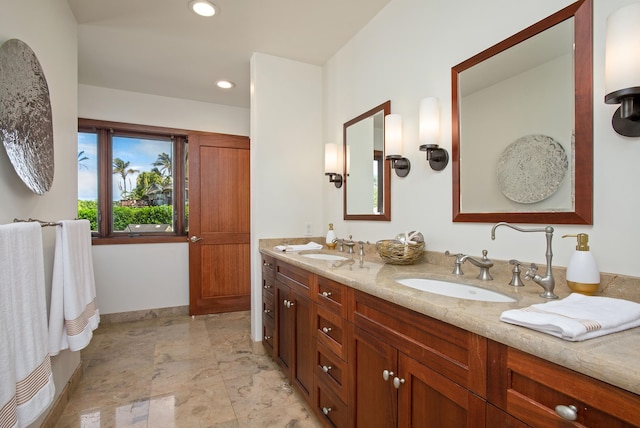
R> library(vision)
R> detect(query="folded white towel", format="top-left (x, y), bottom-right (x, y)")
top-left (49, 220), bottom-right (100, 355)
top-left (273, 241), bottom-right (323, 252)
top-left (500, 293), bottom-right (640, 341)
top-left (0, 223), bottom-right (55, 427)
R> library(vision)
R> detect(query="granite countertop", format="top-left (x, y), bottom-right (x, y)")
top-left (259, 238), bottom-right (640, 396)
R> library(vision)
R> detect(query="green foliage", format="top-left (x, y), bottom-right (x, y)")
top-left (77, 200), bottom-right (173, 232)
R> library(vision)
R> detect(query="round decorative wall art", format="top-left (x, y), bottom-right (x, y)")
top-left (496, 134), bottom-right (568, 204)
top-left (0, 38), bottom-right (54, 195)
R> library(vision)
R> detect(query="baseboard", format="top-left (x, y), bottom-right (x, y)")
top-left (100, 305), bottom-right (189, 324)
top-left (40, 363), bottom-right (83, 428)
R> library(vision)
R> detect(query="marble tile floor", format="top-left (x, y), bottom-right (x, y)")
top-left (55, 311), bottom-right (321, 427)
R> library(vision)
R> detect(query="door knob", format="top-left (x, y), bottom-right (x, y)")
top-left (393, 377), bottom-right (405, 389)
top-left (189, 235), bottom-right (203, 242)
top-left (382, 370), bottom-right (394, 381)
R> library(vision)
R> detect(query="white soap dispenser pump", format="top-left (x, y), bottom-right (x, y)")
top-left (562, 233), bottom-right (600, 295)
top-left (326, 223), bottom-right (337, 249)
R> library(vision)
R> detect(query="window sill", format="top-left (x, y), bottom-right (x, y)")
top-left (92, 235), bottom-right (188, 245)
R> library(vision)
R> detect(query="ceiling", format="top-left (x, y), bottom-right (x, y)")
top-left (67, 0), bottom-right (391, 109)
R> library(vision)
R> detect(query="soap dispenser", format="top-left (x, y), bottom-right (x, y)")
top-left (562, 233), bottom-right (600, 295)
top-left (326, 223), bottom-right (337, 250)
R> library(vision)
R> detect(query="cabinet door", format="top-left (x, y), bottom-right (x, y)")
top-left (351, 326), bottom-right (397, 428)
top-left (292, 286), bottom-right (313, 401)
top-left (275, 281), bottom-right (293, 373)
top-left (397, 353), bottom-right (486, 428)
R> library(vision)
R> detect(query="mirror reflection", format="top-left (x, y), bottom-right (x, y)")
top-left (452, 0), bottom-right (592, 224)
top-left (344, 101), bottom-right (391, 221)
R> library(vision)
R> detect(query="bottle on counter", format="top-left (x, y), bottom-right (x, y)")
top-left (326, 223), bottom-right (337, 249)
top-left (562, 233), bottom-right (600, 295)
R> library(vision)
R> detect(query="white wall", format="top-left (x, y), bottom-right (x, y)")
top-left (0, 0), bottom-right (79, 423)
top-left (324, 0), bottom-right (640, 279)
top-left (250, 53), bottom-right (324, 340)
top-left (78, 85), bottom-right (250, 314)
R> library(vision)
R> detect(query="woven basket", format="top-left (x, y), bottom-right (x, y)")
top-left (376, 240), bottom-right (425, 265)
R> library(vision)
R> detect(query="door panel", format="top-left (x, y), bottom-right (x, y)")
top-left (188, 132), bottom-right (250, 315)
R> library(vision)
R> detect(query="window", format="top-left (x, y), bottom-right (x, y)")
top-left (77, 119), bottom-right (188, 244)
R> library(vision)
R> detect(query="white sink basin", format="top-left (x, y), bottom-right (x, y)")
top-left (396, 278), bottom-right (516, 303)
top-left (302, 253), bottom-right (348, 261)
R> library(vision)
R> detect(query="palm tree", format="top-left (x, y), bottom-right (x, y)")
top-left (112, 158), bottom-right (139, 199)
top-left (152, 152), bottom-right (172, 177)
top-left (78, 151), bottom-right (89, 170)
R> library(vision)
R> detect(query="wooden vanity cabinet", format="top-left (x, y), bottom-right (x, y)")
top-left (261, 254), bottom-right (275, 355)
top-left (488, 340), bottom-right (640, 427)
top-left (349, 289), bottom-right (487, 427)
top-left (274, 260), bottom-right (315, 403)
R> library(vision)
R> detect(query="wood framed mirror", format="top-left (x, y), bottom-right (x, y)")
top-left (452, 0), bottom-right (593, 224)
top-left (343, 101), bottom-right (391, 221)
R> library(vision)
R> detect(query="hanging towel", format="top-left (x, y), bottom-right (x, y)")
top-left (273, 241), bottom-right (323, 252)
top-left (500, 293), bottom-right (640, 341)
top-left (48, 220), bottom-right (100, 356)
top-left (0, 222), bottom-right (55, 427)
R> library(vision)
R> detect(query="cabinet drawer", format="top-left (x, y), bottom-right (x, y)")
top-left (262, 254), bottom-right (275, 278)
top-left (488, 341), bottom-right (640, 427)
top-left (315, 341), bottom-right (348, 403)
top-left (351, 289), bottom-right (486, 396)
top-left (315, 379), bottom-right (349, 428)
top-left (262, 288), bottom-right (275, 321)
top-left (262, 316), bottom-right (274, 355)
top-left (276, 261), bottom-right (312, 295)
top-left (316, 305), bottom-right (345, 360)
top-left (316, 276), bottom-right (346, 317)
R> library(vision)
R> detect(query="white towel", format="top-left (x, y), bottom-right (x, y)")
top-left (274, 241), bottom-right (323, 252)
top-left (49, 220), bottom-right (100, 355)
top-left (500, 293), bottom-right (640, 341)
top-left (0, 222), bottom-right (55, 427)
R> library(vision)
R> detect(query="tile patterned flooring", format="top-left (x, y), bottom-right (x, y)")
top-left (55, 311), bottom-right (321, 427)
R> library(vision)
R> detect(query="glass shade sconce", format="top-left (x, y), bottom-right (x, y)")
top-left (605, 3), bottom-right (640, 137)
top-left (324, 143), bottom-right (343, 188)
top-left (418, 97), bottom-right (449, 170)
top-left (385, 114), bottom-right (411, 177)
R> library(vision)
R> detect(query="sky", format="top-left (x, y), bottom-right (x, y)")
top-left (78, 133), bottom-right (172, 201)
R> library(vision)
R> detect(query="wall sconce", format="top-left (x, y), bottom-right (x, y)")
top-left (384, 114), bottom-right (411, 177)
top-left (418, 97), bottom-right (449, 170)
top-left (605, 3), bottom-right (640, 137)
top-left (324, 143), bottom-right (343, 188)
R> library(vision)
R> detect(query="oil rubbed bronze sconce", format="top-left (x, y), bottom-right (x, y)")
top-left (324, 143), bottom-right (343, 188)
top-left (605, 3), bottom-right (640, 137)
top-left (385, 114), bottom-right (411, 177)
top-left (418, 97), bottom-right (449, 171)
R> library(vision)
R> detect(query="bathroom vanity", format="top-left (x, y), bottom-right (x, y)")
top-left (260, 241), bottom-right (640, 427)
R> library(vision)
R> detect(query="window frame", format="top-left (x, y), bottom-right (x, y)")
top-left (78, 118), bottom-right (188, 245)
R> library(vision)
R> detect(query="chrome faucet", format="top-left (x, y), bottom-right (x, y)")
top-left (491, 222), bottom-right (558, 299)
top-left (445, 250), bottom-right (494, 280)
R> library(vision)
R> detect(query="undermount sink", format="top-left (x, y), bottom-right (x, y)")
top-left (302, 253), bottom-right (348, 261)
top-left (396, 278), bottom-right (516, 303)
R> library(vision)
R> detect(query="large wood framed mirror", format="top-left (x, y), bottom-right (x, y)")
top-left (452, 0), bottom-right (593, 224)
top-left (343, 101), bottom-right (391, 221)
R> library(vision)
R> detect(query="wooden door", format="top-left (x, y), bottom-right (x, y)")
top-left (397, 353), bottom-right (486, 427)
top-left (276, 281), bottom-right (293, 373)
top-left (188, 132), bottom-right (250, 315)
top-left (292, 286), bottom-right (313, 401)
top-left (351, 326), bottom-right (397, 428)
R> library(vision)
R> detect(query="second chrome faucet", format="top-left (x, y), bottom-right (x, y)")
top-left (491, 222), bottom-right (558, 299)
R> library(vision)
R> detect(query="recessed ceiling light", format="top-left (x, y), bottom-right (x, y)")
top-left (216, 80), bottom-right (235, 89)
top-left (188, 0), bottom-right (218, 17)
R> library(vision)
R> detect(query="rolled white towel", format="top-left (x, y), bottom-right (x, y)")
top-left (274, 241), bottom-right (323, 252)
top-left (500, 293), bottom-right (640, 341)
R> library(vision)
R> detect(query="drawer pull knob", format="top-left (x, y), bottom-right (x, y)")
top-left (321, 291), bottom-right (333, 298)
top-left (322, 407), bottom-right (332, 415)
top-left (322, 326), bottom-right (332, 334)
top-left (322, 365), bottom-right (332, 373)
top-left (263, 284), bottom-right (272, 289)
top-left (283, 299), bottom-right (295, 308)
top-left (393, 377), bottom-right (405, 389)
top-left (263, 309), bottom-right (271, 313)
top-left (382, 370), bottom-right (394, 381)
top-left (555, 405), bottom-right (578, 421)
top-left (264, 335), bottom-right (272, 340)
